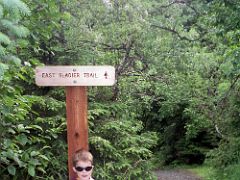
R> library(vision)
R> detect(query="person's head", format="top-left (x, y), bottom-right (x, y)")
top-left (72, 149), bottom-right (94, 180)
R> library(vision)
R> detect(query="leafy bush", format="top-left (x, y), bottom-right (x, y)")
top-left (206, 137), bottom-right (240, 168)
top-left (220, 162), bottom-right (240, 180)
top-left (88, 101), bottom-right (158, 180)
top-left (0, 64), bottom-right (68, 179)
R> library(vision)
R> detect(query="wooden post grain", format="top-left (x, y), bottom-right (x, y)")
top-left (66, 86), bottom-right (89, 179)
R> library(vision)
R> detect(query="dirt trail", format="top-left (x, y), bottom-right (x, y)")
top-left (154, 169), bottom-right (202, 180)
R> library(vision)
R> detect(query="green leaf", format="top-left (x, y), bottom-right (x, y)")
top-left (7, 127), bottom-right (16, 134)
top-left (29, 158), bottom-right (40, 166)
top-left (25, 125), bottom-right (43, 131)
top-left (7, 165), bottom-right (16, 175)
top-left (3, 139), bottom-right (12, 148)
top-left (13, 156), bottom-right (24, 167)
top-left (39, 154), bottom-right (49, 161)
top-left (22, 153), bottom-right (30, 161)
top-left (218, 81), bottom-right (231, 95)
top-left (28, 165), bottom-right (35, 177)
top-left (30, 151), bottom-right (40, 157)
top-left (16, 134), bottom-right (28, 146)
top-left (37, 167), bottom-right (46, 174)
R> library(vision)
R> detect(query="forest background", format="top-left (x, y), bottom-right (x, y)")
top-left (1, 0), bottom-right (240, 179)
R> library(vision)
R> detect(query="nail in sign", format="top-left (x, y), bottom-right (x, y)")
top-left (35, 66), bottom-right (115, 86)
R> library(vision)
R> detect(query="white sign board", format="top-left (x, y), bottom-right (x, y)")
top-left (35, 66), bottom-right (115, 86)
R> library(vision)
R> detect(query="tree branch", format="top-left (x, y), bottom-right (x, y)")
top-left (151, 24), bottom-right (202, 41)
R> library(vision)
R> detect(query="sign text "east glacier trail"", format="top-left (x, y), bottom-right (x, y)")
top-left (35, 66), bottom-right (115, 86)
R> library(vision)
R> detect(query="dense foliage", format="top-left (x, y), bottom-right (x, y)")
top-left (1, 0), bottom-right (240, 179)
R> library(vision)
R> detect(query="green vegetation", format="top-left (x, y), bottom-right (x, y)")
top-left (179, 164), bottom-right (216, 180)
top-left (1, 0), bottom-right (240, 179)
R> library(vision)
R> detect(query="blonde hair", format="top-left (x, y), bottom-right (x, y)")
top-left (72, 149), bottom-right (93, 167)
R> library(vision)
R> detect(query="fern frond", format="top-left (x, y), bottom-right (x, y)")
top-left (1, 19), bottom-right (29, 38)
top-left (0, 62), bottom-right (8, 80)
top-left (0, 5), bottom-right (3, 18)
top-left (0, 32), bottom-right (11, 45)
top-left (7, 55), bottom-right (21, 65)
top-left (0, 45), bottom-right (6, 57)
top-left (15, 25), bottom-right (29, 38)
top-left (1, 19), bottom-right (15, 29)
top-left (2, 0), bottom-right (31, 16)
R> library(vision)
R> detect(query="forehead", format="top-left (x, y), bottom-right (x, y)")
top-left (76, 160), bottom-right (92, 167)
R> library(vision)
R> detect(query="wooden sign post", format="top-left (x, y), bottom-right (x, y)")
top-left (35, 66), bottom-right (115, 179)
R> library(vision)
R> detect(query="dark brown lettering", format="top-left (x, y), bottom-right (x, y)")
top-left (84, 72), bottom-right (98, 78)
top-left (41, 73), bottom-right (56, 78)
top-left (59, 72), bottom-right (80, 78)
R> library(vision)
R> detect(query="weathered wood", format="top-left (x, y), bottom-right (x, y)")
top-left (35, 66), bottom-right (115, 86)
top-left (66, 86), bottom-right (88, 179)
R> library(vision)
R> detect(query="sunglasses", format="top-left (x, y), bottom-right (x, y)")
top-left (75, 166), bottom-right (93, 172)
